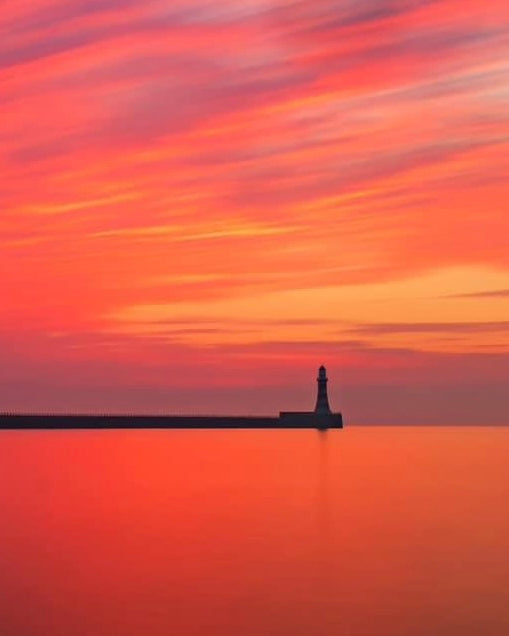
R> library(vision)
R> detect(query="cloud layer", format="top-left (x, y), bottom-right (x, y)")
top-left (1, 0), bottom-right (508, 421)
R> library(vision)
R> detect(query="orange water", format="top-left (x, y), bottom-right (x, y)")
top-left (1, 427), bottom-right (508, 635)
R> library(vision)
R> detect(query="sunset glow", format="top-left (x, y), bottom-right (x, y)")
top-left (1, 0), bottom-right (508, 422)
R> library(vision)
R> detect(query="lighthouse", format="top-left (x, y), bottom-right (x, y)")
top-left (278, 366), bottom-right (343, 428)
top-left (314, 365), bottom-right (331, 415)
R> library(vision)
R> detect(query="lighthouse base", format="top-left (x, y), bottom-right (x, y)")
top-left (279, 412), bottom-right (343, 429)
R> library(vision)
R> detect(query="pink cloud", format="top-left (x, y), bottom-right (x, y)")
top-left (1, 0), bottom-right (508, 419)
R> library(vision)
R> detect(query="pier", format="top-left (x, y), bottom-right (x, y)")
top-left (0, 366), bottom-right (343, 430)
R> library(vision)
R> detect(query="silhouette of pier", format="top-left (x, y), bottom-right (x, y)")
top-left (0, 366), bottom-right (343, 430)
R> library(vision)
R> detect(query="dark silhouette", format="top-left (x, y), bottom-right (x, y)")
top-left (0, 366), bottom-right (343, 430)
top-left (280, 365), bottom-right (343, 429)
top-left (315, 365), bottom-right (332, 414)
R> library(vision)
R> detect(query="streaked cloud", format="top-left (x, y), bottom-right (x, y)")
top-left (446, 289), bottom-right (509, 299)
top-left (1, 0), bottom-right (508, 420)
top-left (106, 266), bottom-right (509, 354)
top-left (89, 220), bottom-right (300, 242)
top-left (350, 321), bottom-right (509, 334)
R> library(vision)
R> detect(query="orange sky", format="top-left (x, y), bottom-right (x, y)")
top-left (1, 0), bottom-right (508, 422)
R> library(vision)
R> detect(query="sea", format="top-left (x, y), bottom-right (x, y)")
top-left (1, 426), bottom-right (508, 636)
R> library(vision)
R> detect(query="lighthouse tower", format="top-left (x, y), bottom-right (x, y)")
top-left (314, 365), bottom-right (332, 415)
top-left (278, 365), bottom-right (343, 428)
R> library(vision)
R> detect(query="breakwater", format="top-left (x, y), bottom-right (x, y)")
top-left (0, 413), bottom-right (343, 429)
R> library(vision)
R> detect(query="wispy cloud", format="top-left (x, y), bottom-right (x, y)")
top-left (446, 289), bottom-right (509, 299)
top-left (1, 0), bottom-right (508, 415)
top-left (89, 220), bottom-right (300, 241)
top-left (349, 321), bottom-right (509, 334)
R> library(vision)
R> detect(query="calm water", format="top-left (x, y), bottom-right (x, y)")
top-left (1, 427), bottom-right (508, 636)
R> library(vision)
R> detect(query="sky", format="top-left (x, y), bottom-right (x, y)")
top-left (1, 0), bottom-right (508, 423)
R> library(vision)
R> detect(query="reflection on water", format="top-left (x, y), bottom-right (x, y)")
top-left (1, 427), bottom-right (509, 636)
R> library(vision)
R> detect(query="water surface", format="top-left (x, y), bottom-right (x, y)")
top-left (1, 427), bottom-right (508, 635)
